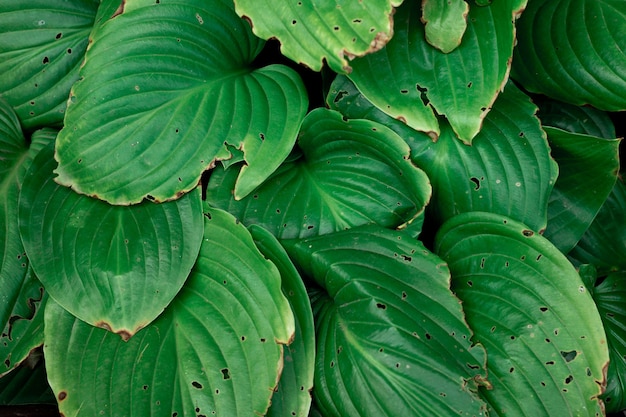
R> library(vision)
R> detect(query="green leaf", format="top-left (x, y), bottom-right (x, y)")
top-left (592, 271), bottom-right (626, 412)
top-left (53, 0), bottom-right (307, 205)
top-left (435, 212), bottom-right (609, 416)
top-left (249, 224), bottom-right (315, 417)
top-left (19, 141), bottom-right (204, 339)
top-left (283, 225), bottom-right (489, 417)
top-left (543, 127), bottom-right (621, 253)
top-left (0, 100), bottom-right (53, 374)
top-left (536, 98), bottom-right (617, 139)
top-left (348, 0), bottom-right (527, 142)
top-left (233, 0), bottom-right (401, 73)
top-left (0, 0), bottom-right (98, 130)
top-left (421, 0), bottom-right (469, 53)
top-left (0, 350), bottom-right (55, 405)
top-left (44, 207), bottom-right (294, 417)
top-left (206, 108), bottom-right (431, 240)
top-left (329, 76), bottom-right (558, 233)
top-left (569, 178), bottom-right (626, 273)
top-left (512, 0), bottom-right (626, 111)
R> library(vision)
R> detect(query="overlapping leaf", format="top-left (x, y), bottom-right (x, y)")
top-left (53, 0), bottom-right (308, 205)
top-left (512, 0), bottom-right (626, 111)
top-left (19, 141), bottom-right (204, 338)
top-left (206, 108), bottom-right (431, 240)
top-left (233, 0), bottom-right (401, 73)
top-left (282, 225), bottom-right (488, 416)
top-left (435, 212), bottom-right (609, 416)
top-left (536, 98), bottom-right (617, 139)
top-left (44, 207), bottom-right (294, 417)
top-left (0, 100), bottom-right (54, 375)
top-left (329, 76), bottom-right (557, 233)
top-left (543, 127), bottom-right (621, 253)
top-left (421, 0), bottom-right (469, 53)
top-left (348, 0), bottom-right (527, 142)
top-left (250, 225), bottom-right (315, 417)
top-left (0, 351), bottom-right (55, 405)
top-left (0, 0), bottom-right (98, 130)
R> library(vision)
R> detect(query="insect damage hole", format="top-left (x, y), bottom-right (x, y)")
top-left (221, 368), bottom-right (231, 380)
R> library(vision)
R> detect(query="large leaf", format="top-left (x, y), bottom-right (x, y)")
top-left (329, 76), bottom-right (557, 233)
top-left (435, 212), bottom-right (609, 416)
top-left (569, 178), bottom-right (626, 273)
top-left (233, 0), bottom-right (401, 74)
top-left (592, 270), bottom-right (626, 412)
top-left (348, 0), bottom-right (527, 142)
top-left (421, 0), bottom-right (469, 53)
top-left (282, 225), bottom-right (489, 417)
top-left (0, 0), bottom-right (98, 130)
top-left (206, 108), bottom-right (431, 240)
top-left (536, 98), bottom-right (617, 139)
top-left (543, 127), bottom-right (621, 253)
top-left (53, 0), bottom-right (308, 205)
top-left (19, 141), bottom-right (204, 339)
top-left (0, 101), bottom-right (54, 374)
top-left (44, 207), bottom-right (294, 417)
top-left (511, 0), bottom-right (626, 111)
top-left (250, 225), bottom-right (315, 417)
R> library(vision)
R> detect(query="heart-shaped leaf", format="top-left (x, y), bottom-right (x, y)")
top-left (206, 108), bottom-right (431, 240)
top-left (536, 98), bottom-right (617, 139)
top-left (511, 0), bottom-right (626, 111)
top-left (250, 224), bottom-right (315, 417)
top-left (0, 0), bottom-right (98, 130)
top-left (569, 178), bottom-right (626, 273)
top-left (435, 211), bottom-right (609, 416)
top-left (329, 76), bottom-right (557, 233)
top-left (348, 0), bottom-right (527, 142)
top-left (543, 127), bottom-right (621, 253)
top-left (282, 225), bottom-right (489, 416)
top-left (19, 141), bottom-right (204, 338)
top-left (233, 0), bottom-right (401, 73)
top-left (44, 207), bottom-right (294, 417)
top-left (53, 0), bottom-right (307, 205)
top-left (421, 0), bottom-right (469, 53)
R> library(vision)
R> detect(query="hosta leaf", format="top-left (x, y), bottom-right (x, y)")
top-left (282, 225), bottom-right (489, 417)
top-left (44, 207), bottom-right (294, 417)
top-left (19, 141), bottom-right (204, 338)
top-left (592, 271), bottom-right (626, 412)
top-left (421, 0), bottom-right (469, 53)
top-left (536, 98), bottom-right (617, 139)
top-left (250, 225), bottom-right (315, 417)
top-left (348, 0), bottom-right (527, 142)
top-left (54, 0), bottom-right (307, 205)
top-left (329, 76), bottom-right (557, 233)
top-left (569, 178), bottom-right (626, 273)
top-left (206, 108), bottom-right (431, 240)
top-left (435, 212), bottom-right (609, 416)
top-left (543, 127), bottom-right (621, 253)
top-left (233, 0), bottom-right (401, 74)
top-left (0, 101), bottom-right (53, 374)
top-left (0, 350), bottom-right (55, 405)
top-left (511, 0), bottom-right (626, 111)
top-left (0, 0), bottom-right (98, 130)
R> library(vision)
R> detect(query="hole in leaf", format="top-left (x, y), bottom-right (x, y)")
top-left (260, 338), bottom-right (266, 343)
top-left (522, 229), bottom-right (534, 237)
top-left (42, 56), bottom-right (50, 64)
top-left (546, 361), bottom-right (555, 365)
top-left (55, 32), bottom-right (62, 39)
top-left (292, 19), bottom-right (297, 25)
top-left (470, 177), bottom-right (480, 190)
top-left (565, 375), bottom-right (574, 384)
top-left (143, 385), bottom-right (148, 390)
top-left (376, 303), bottom-right (387, 310)
top-left (561, 350), bottom-right (578, 362)
top-left (221, 368), bottom-right (230, 380)
top-left (416, 84), bottom-right (429, 106)
top-left (467, 280), bottom-right (473, 287)
top-left (425, 333), bottom-right (432, 340)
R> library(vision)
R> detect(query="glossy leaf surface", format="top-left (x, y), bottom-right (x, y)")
top-left (348, 0), bottom-right (527, 142)
top-left (421, 0), bottom-right (469, 53)
top-left (234, 0), bottom-right (401, 73)
top-left (44, 207), bottom-right (294, 417)
top-left (512, 0), bottom-right (626, 111)
top-left (536, 98), bottom-right (617, 139)
top-left (436, 212), bottom-right (609, 416)
top-left (206, 108), bottom-right (431, 240)
top-left (20, 142), bottom-right (204, 338)
top-left (54, 0), bottom-right (307, 204)
top-left (0, 0), bottom-right (98, 129)
top-left (283, 225), bottom-right (489, 417)
top-left (543, 127), bottom-right (621, 253)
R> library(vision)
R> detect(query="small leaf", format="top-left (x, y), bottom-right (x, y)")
top-left (543, 127), bottom-right (621, 253)
top-left (234, 0), bottom-right (401, 73)
top-left (19, 141), bottom-right (204, 338)
top-left (421, 0), bottom-right (469, 53)
top-left (512, 0), bottom-right (626, 111)
top-left (206, 108), bottom-right (431, 240)
top-left (435, 212), bottom-right (609, 416)
top-left (44, 207), bottom-right (294, 417)
top-left (283, 225), bottom-right (489, 417)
